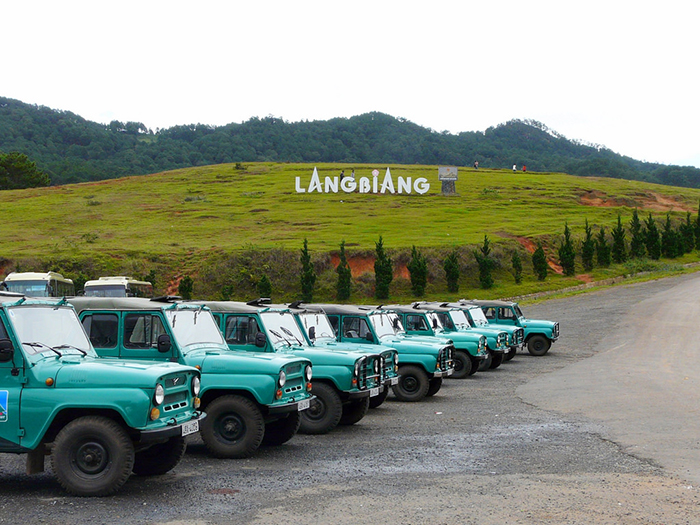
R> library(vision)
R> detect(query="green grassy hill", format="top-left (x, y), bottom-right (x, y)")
top-left (2, 162), bottom-right (699, 301)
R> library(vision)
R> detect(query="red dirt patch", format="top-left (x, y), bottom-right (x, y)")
top-left (330, 254), bottom-right (409, 279)
top-left (579, 190), bottom-right (692, 212)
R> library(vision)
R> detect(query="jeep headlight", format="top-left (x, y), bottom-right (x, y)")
top-left (279, 370), bottom-right (286, 388)
top-left (154, 383), bottom-right (165, 406)
top-left (305, 365), bottom-right (313, 381)
top-left (354, 360), bottom-right (361, 377)
top-left (192, 376), bottom-right (201, 396)
top-left (374, 359), bottom-right (380, 374)
top-left (393, 353), bottom-right (399, 366)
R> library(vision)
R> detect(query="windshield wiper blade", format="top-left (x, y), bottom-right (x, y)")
top-left (269, 329), bottom-right (292, 346)
top-left (22, 341), bottom-right (62, 357)
top-left (281, 326), bottom-right (303, 345)
top-left (53, 344), bottom-right (88, 356)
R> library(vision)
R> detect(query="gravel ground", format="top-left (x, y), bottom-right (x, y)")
top-left (2, 273), bottom-right (700, 524)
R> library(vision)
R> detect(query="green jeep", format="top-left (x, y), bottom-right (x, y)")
top-left (441, 301), bottom-right (525, 361)
top-left (382, 304), bottom-right (498, 377)
top-left (299, 304), bottom-right (455, 402)
top-left (0, 293), bottom-right (202, 496)
top-left (465, 299), bottom-right (560, 356)
top-left (286, 301), bottom-right (400, 409)
top-left (199, 301), bottom-right (385, 435)
top-left (69, 297), bottom-right (313, 458)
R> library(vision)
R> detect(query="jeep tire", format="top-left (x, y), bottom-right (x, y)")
top-left (426, 377), bottom-right (442, 397)
top-left (451, 350), bottom-right (473, 379)
top-left (51, 416), bottom-right (135, 497)
top-left (369, 387), bottom-right (389, 408)
top-left (527, 335), bottom-right (551, 356)
top-left (200, 395), bottom-right (265, 458)
top-left (392, 365), bottom-right (429, 402)
top-left (478, 350), bottom-right (493, 371)
top-left (262, 412), bottom-right (301, 446)
top-left (299, 382), bottom-right (343, 434)
top-left (489, 351), bottom-right (504, 369)
top-left (133, 436), bottom-right (186, 476)
top-left (339, 397), bottom-right (370, 425)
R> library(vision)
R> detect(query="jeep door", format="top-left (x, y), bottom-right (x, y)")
top-left (0, 314), bottom-right (22, 451)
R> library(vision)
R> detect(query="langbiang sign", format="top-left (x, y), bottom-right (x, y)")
top-left (295, 167), bottom-right (430, 195)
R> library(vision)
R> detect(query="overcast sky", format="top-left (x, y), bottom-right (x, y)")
top-left (4, 1), bottom-right (698, 168)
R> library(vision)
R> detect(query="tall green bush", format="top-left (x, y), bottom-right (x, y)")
top-left (557, 223), bottom-right (576, 276)
top-left (581, 219), bottom-right (595, 271)
top-left (532, 243), bottom-right (548, 281)
top-left (629, 209), bottom-right (646, 259)
top-left (611, 214), bottom-right (627, 264)
top-left (443, 249), bottom-right (460, 293)
top-left (178, 275), bottom-right (193, 300)
top-left (300, 238), bottom-right (316, 302)
top-left (474, 235), bottom-right (494, 289)
top-left (407, 245), bottom-right (428, 296)
top-left (374, 236), bottom-right (393, 300)
top-left (596, 227), bottom-right (611, 267)
top-left (336, 240), bottom-right (352, 301)
top-left (644, 214), bottom-right (661, 260)
top-left (511, 250), bottom-right (522, 284)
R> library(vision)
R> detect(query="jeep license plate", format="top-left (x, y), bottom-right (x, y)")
top-left (447, 369), bottom-right (454, 376)
top-left (370, 387), bottom-right (379, 397)
top-left (181, 419), bottom-right (199, 436)
top-left (391, 376), bottom-right (399, 385)
top-left (297, 399), bottom-right (311, 411)
top-left (434, 371), bottom-right (443, 378)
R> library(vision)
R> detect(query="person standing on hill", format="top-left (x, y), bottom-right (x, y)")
top-left (512, 164), bottom-right (517, 172)
top-left (522, 165), bottom-right (527, 172)
top-left (474, 161), bottom-right (479, 170)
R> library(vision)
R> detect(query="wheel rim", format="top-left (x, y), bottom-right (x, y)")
top-left (400, 375), bottom-right (419, 394)
top-left (216, 413), bottom-right (246, 442)
top-left (73, 440), bottom-right (109, 475)
top-left (305, 397), bottom-right (327, 422)
top-left (454, 357), bottom-right (465, 373)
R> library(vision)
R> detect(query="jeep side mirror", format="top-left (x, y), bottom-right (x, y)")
top-left (308, 326), bottom-right (316, 341)
top-left (255, 332), bottom-right (267, 348)
top-left (157, 334), bottom-right (172, 353)
top-left (0, 339), bottom-right (14, 362)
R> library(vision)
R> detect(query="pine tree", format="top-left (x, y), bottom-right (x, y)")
top-left (532, 242), bottom-right (548, 281)
top-left (407, 245), bottom-right (428, 296)
top-left (581, 219), bottom-right (595, 271)
top-left (680, 212), bottom-right (695, 253)
top-left (661, 214), bottom-right (678, 258)
top-left (644, 214), bottom-right (661, 260)
top-left (374, 236), bottom-right (393, 300)
top-left (695, 200), bottom-right (700, 251)
top-left (511, 250), bottom-right (523, 284)
top-left (557, 222), bottom-right (576, 276)
top-left (474, 235), bottom-right (495, 289)
top-left (629, 209), bottom-right (646, 259)
top-left (611, 213), bottom-right (628, 264)
top-left (336, 240), bottom-right (352, 301)
top-left (596, 227), bottom-right (611, 267)
top-left (300, 238), bottom-right (316, 302)
top-left (178, 275), bottom-right (193, 300)
top-left (443, 249), bottom-right (460, 293)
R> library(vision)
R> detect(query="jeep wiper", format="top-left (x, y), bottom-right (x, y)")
top-left (22, 341), bottom-right (62, 357)
top-left (281, 326), bottom-right (303, 346)
top-left (53, 344), bottom-right (88, 356)
top-left (269, 329), bottom-right (292, 346)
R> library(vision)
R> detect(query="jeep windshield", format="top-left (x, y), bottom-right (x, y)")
top-left (296, 312), bottom-right (336, 340)
top-left (165, 308), bottom-right (227, 347)
top-left (425, 312), bottom-right (443, 332)
top-left (261, 311), bottom-right (306, 346)
top-left (513, 304), bottom-right (525, 318)
top-left (469, 307), bottom-right (490, 327)
top-left (368, 313), bottom-right (398, 338)
top-left (447, 309), bottom-right (472, 330)
top-left (8, 305), bottom-right (96, 356)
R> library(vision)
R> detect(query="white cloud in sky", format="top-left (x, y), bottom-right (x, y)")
top-left (3, 1), bottom-right (699, 167)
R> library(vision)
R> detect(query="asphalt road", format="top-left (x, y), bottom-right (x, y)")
top-left (1, 273), bottom-right (700, 524)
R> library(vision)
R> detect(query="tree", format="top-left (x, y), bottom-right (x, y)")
top-left (661, 214), bottom-right (679, 259)
top-left (474, 235), bottom-right (495, 289)
top-left (581, 219), bottom-right (595, 271)
top-left (300, 238), bottom-right (316, 302)
top-left (557, 223), bottom-right (576, 276)
top-left (407, 245), bottom-right (428, 296)
top-left (532, 243), bottom-right (548, 281)
top-left (680, 212), bottom-right (695, 254)
top-left (0, 151), bottom-right (50, 190)
top-left (695, 201), bottom-right (700, 250)
top-left (443, 249), bottom-right (460, 293)
top-left (178, 275), bottom-right (193, 300)
top-left (596, 227), bottom-right (611, 267)
top-left (611, 214), bottom-right (628, 264)
top-left (629, 209), bottom-right (646, 259)
top-left (374, 236), bottom-right (393, 300)
top-left (511, 250), bottom-right (523, 284)
top-left (644, 214), bottom-right (661, 260)
top-left (336, 240), bottom-right (352, 301)
top-left (257, 274), bottom-right (272, 298)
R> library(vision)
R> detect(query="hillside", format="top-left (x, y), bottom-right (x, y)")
top-left (2, 96), bottom-right (700, 188)
top-left (1, 162), bottom-right (699, 301)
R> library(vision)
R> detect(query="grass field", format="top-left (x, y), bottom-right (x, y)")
top-left (2, 162), bottom-right (699, 301)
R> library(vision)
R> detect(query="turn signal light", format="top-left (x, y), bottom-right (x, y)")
top-left (306, 382), bottom-right (312, 391)
top-left (193, 397), bottom-right (201, 409)
top-left (275, 389), bottom-right (283, 400)
top-left (45, 378), bottom-right (54, 386)
top-left (150, 408), bottom-right (160, 421)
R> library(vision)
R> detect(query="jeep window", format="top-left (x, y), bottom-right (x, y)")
top-left (225, 316), bottom-right (259, 345)
top-left (405, 314), bottom-right (429, 331)
top-left (326, 315), bottom-right (339, 335)
top-left (82, 313), bottom-right (119, 348)
top-left (499, 307), bottom-right (516, 320)
top-left (369, 313), bottom-right (397, 337)
top-left (342, 316), bottom-right (371, 339)
top-left (513, 304), bottom-right (525, 318)
top-left (261, 312), bottom-right (305, 345)
top-left (165, 309), bottom-right (225, 347)
top-left (297, 312), bottom-right (336, 339)
top-left (124, 314), bottom-right (166, 349)
top-left (440, 312), bottom-right (459, 330)
top-left (8, 306), bottom-right (95, 356)
top-left (483, 307), bottom-right (496, 320)
top-left (0, 318), bottom-right (8, 339)
top-left (425, 313), bottom-right (442, 331)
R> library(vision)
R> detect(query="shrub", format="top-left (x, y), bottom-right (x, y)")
top-left (407, 245), bottom-right (428, 296)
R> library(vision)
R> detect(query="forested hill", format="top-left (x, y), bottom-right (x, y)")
top-left (1, 95), bottom-right (699, 188)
